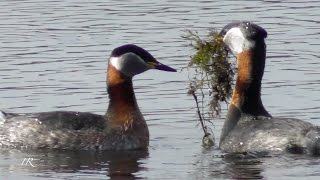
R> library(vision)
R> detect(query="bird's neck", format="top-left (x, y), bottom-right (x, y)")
top-left (231, 43), bottom-right (270, 116)
top-left (106, 64), bottom-right (143, 129)
top-left (220, 42), bottom-right (271, 144)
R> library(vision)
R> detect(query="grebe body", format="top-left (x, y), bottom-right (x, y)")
top-left (219, 22), bottom-right (320, 155)
top-left (0, 44), bottom-right (176, 150)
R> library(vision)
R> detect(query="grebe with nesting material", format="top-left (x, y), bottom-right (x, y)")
top-left (219, 22), bottom-right (320, 155)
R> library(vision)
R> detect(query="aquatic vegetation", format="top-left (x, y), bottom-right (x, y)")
top-left (183, 30), bottom-right (235, 146)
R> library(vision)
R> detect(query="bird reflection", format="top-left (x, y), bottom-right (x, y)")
top-left (191, 148), bottom-right (266, 179)
top-left (3, 149), bottom-right (148, 179)
top-left (106, 150), bottom-right (148, 180)
top-left (224, 153), bottom-right (264, 179)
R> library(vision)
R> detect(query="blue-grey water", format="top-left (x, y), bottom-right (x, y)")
top-left (0, 0), bottom-right (319, 179)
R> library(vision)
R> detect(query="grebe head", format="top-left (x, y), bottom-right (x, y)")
top-left (109, 44), bottom-right (176, 77)
top-left (218, 22), bottom-right (271, 116)
top-left (219, 21), bottom-right (267, 56)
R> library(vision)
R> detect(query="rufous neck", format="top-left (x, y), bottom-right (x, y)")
top-left (231, 43), bottom-right (270, 116)
top-left (106, 64), bottom-right (140, 127)
top-left (107, 65), bottom-right (136, 104)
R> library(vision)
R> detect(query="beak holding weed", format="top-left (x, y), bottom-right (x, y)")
top-left (183, 30), bottom-right (235, 147)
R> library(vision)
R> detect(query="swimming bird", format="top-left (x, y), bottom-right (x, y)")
top-left (0, 44), bottom-right (176, 150)
top-left (219, 22), bottom-right (320, 155)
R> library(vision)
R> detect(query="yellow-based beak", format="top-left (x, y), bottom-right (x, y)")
top-left (147, 62), bottom-right (176, 72)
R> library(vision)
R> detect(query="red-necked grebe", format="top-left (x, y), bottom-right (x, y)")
top-left (219, 22), bottom-right (320, 155)
top-left (0, 44), bottom-right (176, 150)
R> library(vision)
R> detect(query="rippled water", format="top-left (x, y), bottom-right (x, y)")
top-left (0, 0), bottom-right (319, 179)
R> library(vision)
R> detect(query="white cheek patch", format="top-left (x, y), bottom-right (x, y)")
top-left (223, 27), bottom-right (254, 55)
top-left (110, 57), bottom-right (122, 71)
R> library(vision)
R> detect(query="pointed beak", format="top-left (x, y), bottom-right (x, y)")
top-left (148, 62), bottom-right (177, 72)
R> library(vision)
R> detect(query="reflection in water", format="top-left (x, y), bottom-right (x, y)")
top-left (225, 157), bottom-right (264, 179)
top-left (194, 149), bottom-right (320, 179)
top-left (223, 151), bottom-right (273, 179)
top-left (107, 150), bottom-right (148, 180)
top-left (2, 149), bottom-right (148, 179)
top-left (192, 148), bottom-right (267, 179)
